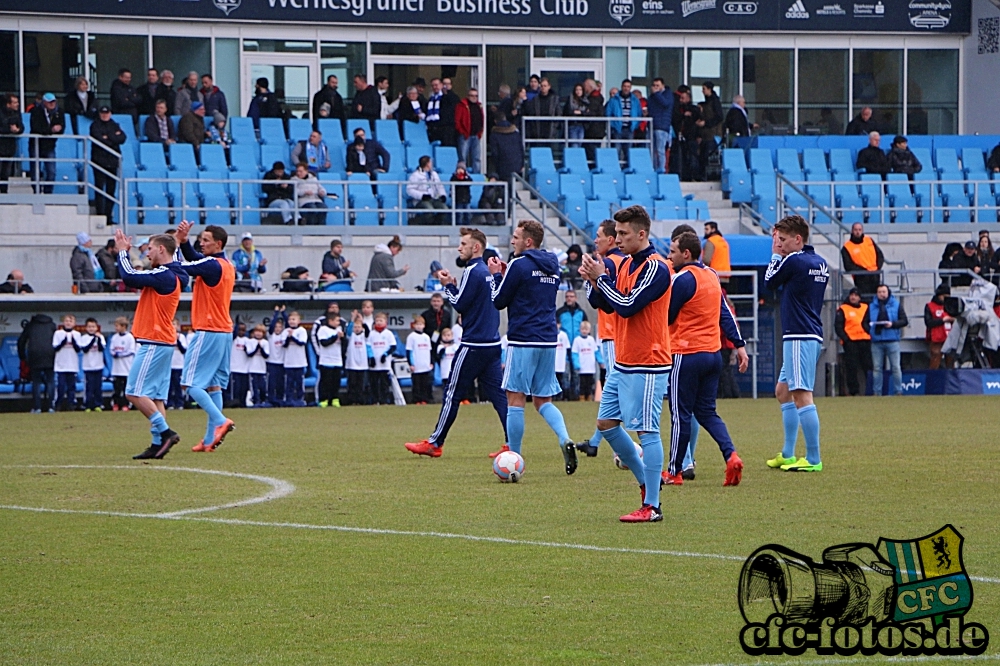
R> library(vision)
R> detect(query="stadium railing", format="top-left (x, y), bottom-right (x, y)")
top-left (511, 172), bottom-right (591, 250)
top-left (520, 116), bottom-right (655, 168)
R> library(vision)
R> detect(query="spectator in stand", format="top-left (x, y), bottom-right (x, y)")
top-left (174, 71), bottom-right (203, 117)
top-left (425, 78), bottom-right (453, 147)
top-left (888, 135), bottom-right (922, 176)
top-left (556, 289), bottom-right (587, 400)
top-left (525, 75), bottom-right (540, 101)
top-left (376, 76), bottom-right (401, 121)
top-left (420, 292), bottom-right (452, 344)
top-left (397, 86), bottom-right (426, 129)
top-left (366, 235), bottom-right (409, 291)
top-left (583, 79), bottom-right (606, 162)
top-left (64, 77), bottom-right (98, 124)
top-left (71, 232), bottom-right (104, 294)
top-left (178, 101), bottom-right (209, 150)
top-left (29, 93), bottom-right (64, 193)
top-left (647, 78), bottom-right (673, 171)
top-left (262, 161), bottom-right (294, 224)
top-left (988, 141), bottom-right (1000, 173)
top-left (352, 74), bottom-right (381, 124)
top-left (564, 84), bottom-right (589, 150)
top-left (924, 284), bottom-right (953, 370)
top-left (455, 88), bottom-right (485, 174)
top-left (321, 239), bottom-right (355, 282)
top-left (290, 130), bottom-right (331, 175)
top-left (489, 110), bottom-right (523, 184)
top-left (472, 172), bottom-right (506, 226)
top-left (290, 161), bottom-right (330, 225)
top-left (841, 222), bottom-right (884, 297)
top-left (835, 287), bottom-right (872, 397)
top-left (696, 81), bottom-right (724, 173)
top-left (943, 241), bottom-right (983, 287)
top-left (137, 68), bottom-right (163, 116)
top-left (208, 112), bottom-right (229, 150)
top-left (89, 105), bottom-right (126, 223)
top-left (232, 232), bottom-right (267, 292)
top-left (856, 132), bottom-right (890, 177)
top-left (407, 155), bottom-right (448, 225)
top-left (869, 284), bottom-right (908, 396)
top-left (313, 75), bottom-right (346, 135)
top-left (144, 99), bottom-right (176, 146)
top-left (95, 239), bottom-right (118, 284)
top-left (0, 93), bottom-right (24, 193)
top-left (845, 106), bottom-right (878, 135)
top-left (110, 69), bottom-right (140, 123)
top-left (200, 74), bottom-right (229, 121)
top-left (523, 77), bottom-right (561, 145)
top-left (976, 232), bottom-right (998, 284)
top-left (346, 127), bottom-right (391, 177)
top-left (562, 245), bottom-right (583, 289)
top-left (158, 70), bottom-right (177, 116)
top-left (450, 162), bottom-right (473, 224)
top-left (0, 269), bottom-right (33, 294)
top-left (818, 107), bottom-right (843, 135)
top-left (671, 86), bottom-right (702, 181)
top-left (495, 84), bottom-right (513, 124)
top-left (606, 79), bottom-right (641, 161)
top-left (247, 77), bottom-right (280, 129)
top-left (18, 312), bottom-right (57, 413)
top-left (723, 94), bottom-right (755, 144)
top-left (938, 242), bottom-right (963, 287)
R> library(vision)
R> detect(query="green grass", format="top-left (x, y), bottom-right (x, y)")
top-left (1, 396), bottom-right (998, 665)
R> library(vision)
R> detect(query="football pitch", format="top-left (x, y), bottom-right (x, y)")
top-left (1, 396), bottom-right (998, 665)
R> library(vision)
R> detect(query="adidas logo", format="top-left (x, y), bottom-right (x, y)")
top-left (785, 0), bottom-right (810, 17)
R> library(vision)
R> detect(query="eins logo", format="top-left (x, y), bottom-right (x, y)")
top-left (738, 526), bottom-right (990, 657)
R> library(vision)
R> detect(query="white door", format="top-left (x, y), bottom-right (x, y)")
top-left (243, 54), bottom-right (319, 119)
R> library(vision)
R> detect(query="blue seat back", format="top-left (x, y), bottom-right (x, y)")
top-left (658, 173), bottom-right (684, 201)
top-left (230, 143), bottom-right (260, 172)
top-left (627, 147), bottom-right (655, 175)
top-left (260, 144), bottom-right (290, 173)
top-left (375, 120), bottom-right (402, 146)
top-left (169, 143), bottom-right (199, 172)
top-left (403, 120), bottom-right (429, 145)
top-left (530, 147), bottom-right (557, 173)
top-left (288, 118), bottom-right (313, 143)
top-left (139, 143), bottom-right (169, 172)
top-left (775, 149), bottom-right (802, 175)
top-left (828, 149), bottom-right (856, 176)
top-left (200, 143), bottom-right (229, 172)
top-left (347, 119), bottom-right (370, 138)
top-left (595, 148), bottom-right (621, 174)
top-left (317, 119), bottom-right (345, 146)
top-left (112, 115), bottom-right (137, 141)
top-left (722, 149), bottom-right (749, 173)
top-left (749, 148), bottom-right (775, 175)
top-left (434, 145), bottom-right (459, 176)
top-left (962, 148), bottom-right (987, 176)
top-left (563, 147), bottom-right (590, 174)
top-left (935, 148), bottom-right (960, 173)
top-left (259, 118), bottom-right (287, 145)
top-left (802, 149), bottom-right (829, 176)
top-left (230, 117), bottom-right (256, 145)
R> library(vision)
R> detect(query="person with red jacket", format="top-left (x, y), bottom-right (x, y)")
top-left (924, 284), bottom-right (953, 369)
top-left (455, 89), bottom-right (484, 174)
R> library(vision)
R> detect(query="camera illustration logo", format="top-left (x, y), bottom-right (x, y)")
top-left (738, 525), bottom-right (990, 656)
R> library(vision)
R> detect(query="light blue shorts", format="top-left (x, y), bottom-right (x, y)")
top-left (182, 330), bottom-right (232, 390)
top-left (777, 339), bottom-right (822, 392)
top-left (502, 345), bottom-right (562, 398)
top-left (601, 340), bottom-right (616, 375)
top-left (597, 370), bottom-right (668, 433)
top-left (126, 343), bottom-right (174, 400)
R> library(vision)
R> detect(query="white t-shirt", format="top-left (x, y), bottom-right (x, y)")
top-left (368, 328), bottom-right (396, 371)
top-left (406, 331), bottom-right (433, 373)
top-left (78, 333), bottom-right (106, 372)
top-left (268, 331), bottom-right (287, 365)
top-left (245, 338), bottom-right (270, 374)
top-left (283, 326), bottom-right (309, 368)
top-left (438, 342), bottom-right (459, 380)
top-left (109, 332), bottom-right (136, 377)
top-left (230, 335), bottom-right (250, 373)
top-left (171, 332), bottom-right (189, 370)
top-left (554, 330), bottom-right (570, 373)
top-left (572, 334), bottom-right (598, 375)
top-left (53, 329), bottom-right (81, 373)
top-left (452, 323), bottom-right (463, 345)
top-left (316, 325), bottom-right (344, 368)
top-left (345, 330), bottom-right (370, 371)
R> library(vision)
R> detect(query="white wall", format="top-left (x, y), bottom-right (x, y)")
top-left (963, 0), bottom-right (1000, 134)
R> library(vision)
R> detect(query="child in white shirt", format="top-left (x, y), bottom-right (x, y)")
top-left (316, 315), bottom-right (344, 408)
top-left (554, 328), bottom-right (570, 399)
top-left (267, 307), bottom-right (288, 406)
top-left (344, 315), bottom-right (370, 405)
top-left (571, 320), bottom-right (600, 401)
top-left (283, 311), bottom-right (309, 407)
top-left (436, 327), bottom-right (459, 394)
top-left (79, 317), bottom-right (106, 411)
top-left (406, 315), bottom-right (434, 404)
top-left (368, 312), bottom-right (397, 405)
top-left (168, 319), bottom-right (188, 410)
top-left (229, 322), bottom-right (250, 408)
top-left (245, 325), bottom-right (270, 407)
top-left (52, 314), bottom-right (81, 411)
top-left (109, 316), bottom-right (135, 411)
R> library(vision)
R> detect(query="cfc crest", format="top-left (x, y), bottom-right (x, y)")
top-left (609, 0), bottom-right (635, 24)
top-left (214, 0), bottom-right (242, 15)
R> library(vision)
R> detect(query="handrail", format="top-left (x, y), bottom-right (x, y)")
top-left (519, 115), bottom-right (656, 169)
top-left (738, 202), bottom-right (772, 233)
top-left (776, 173), bottom-right (850, 251)
top-left (510, 172), bottom-right (591, 249)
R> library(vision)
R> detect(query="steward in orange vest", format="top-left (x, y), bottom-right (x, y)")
top-left (834, 287), bottom-right (872, 396)
top-left (840, 223), bottom-right (884, 296)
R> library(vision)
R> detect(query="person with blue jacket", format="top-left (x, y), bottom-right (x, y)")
top-left (605, 80), bottom-right (643, 161)
top-left (868, 284), bottom-right (908, 396)
top-left (488, 220), bottom-right (581, 475)
top-left (646, 78), bottom-right (674, 172)
top-left (231, 232), bottom-right (267, 292)
top-left (556, 289), bottom-right (587, 400)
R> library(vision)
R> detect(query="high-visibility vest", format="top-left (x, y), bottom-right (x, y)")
top-left (843, 236), bottom-right (878, 272)
top-left (705, 234), bottom-right (731, 273)
top-left (925, 301), bottom-right (951, 343)
top-left (839, 302), bottom-right (870, 342)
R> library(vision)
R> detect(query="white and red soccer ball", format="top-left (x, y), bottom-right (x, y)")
top-left (493, 450), bottom-right (525, 482)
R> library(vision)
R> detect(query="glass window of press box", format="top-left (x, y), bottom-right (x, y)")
top-left (0, 32), bottom-right (18, 101)
top-left (22, 33), bottom-right (84, 110)
top-left (852, 49), bottom-right (902, 136)
top-left (798, 49), bottom-right (849, 135)
top-left (907, 49), bottom-right (958, 135)
top-left (486, 46), bottom-right (529, 107)
top-left (321, 42), bottom-right (366, 108)
top-left (629, 48), bottom-right (683, 99)
top-left (87, 34), bottom-right (149, 107)
top-left (743, 49), bottom-right (793, 130)
top-left (152, 36), bottom-right (211, 94)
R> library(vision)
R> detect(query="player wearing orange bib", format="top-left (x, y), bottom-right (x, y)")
top-left (113, 230), bottom-right (190, 460)
top-left (664, 231), bottom-right (749, 487)
top-left (175, 221), bottom-right (237, 452)
top-left (581, 206), bottom-right (672, 523)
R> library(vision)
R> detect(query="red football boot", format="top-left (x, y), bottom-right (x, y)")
top-left (488, 444), bottom-right (510, 459)
top-left (661, 470), bottom-right (683, 486)
top-left (620, 504), bottom-right (663, 523)
top-left (405, 440), bottom-right (442, 457)
top-left (724, 452), bottom-right (743, 487)
top-left (206, 418), bottom-right (235, 451)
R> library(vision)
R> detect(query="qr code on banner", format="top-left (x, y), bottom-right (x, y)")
top-left (979, 17), bottom-right (1000, 55)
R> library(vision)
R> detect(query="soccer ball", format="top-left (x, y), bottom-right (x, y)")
top-left (613, 442), bottom-right (644, 470)
top-left (493, 450), bottom-right (525, 483)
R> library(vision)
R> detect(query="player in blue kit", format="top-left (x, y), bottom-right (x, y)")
top-left (488, 220), bottom-right (579, 475)
top-left (763, 215), bottom-right (829, 472)
top-left (405, 227), bottom-right (508, 457)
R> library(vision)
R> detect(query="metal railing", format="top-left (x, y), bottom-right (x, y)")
top-left (720, 269), bottom-right (761, 399)
top-left (520, 116), bottom-right (655, 166)
top-left (510, 173), bottom-right (591, 250)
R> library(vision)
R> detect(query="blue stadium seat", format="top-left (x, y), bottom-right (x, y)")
top-left (530, 147), bottom-right (558, 174)
top-left (348, 175), bottom-right (381, 226)
top-left (112, 115), bottom-right (137, 142)
top-left (909, 178), bottom-right (944, 222)
top-left (885, 174), bottom-right (919, 223)
top-left (139, 142), bottom-right (169, 172)
top-left (377, 171), bottom-right (406, 226)
top-left (260, 144), bottom-right (290, 174)
top-left (406, 141), bottom-right (433, 171)
top-left (962, 148), bottom-right (988, 178)
top-left (802, 149), bottom-right (829, 178)
top-left (563, 147), bottom-right (591, 174)
top-left (654, 199), bottom-right (686, 220)
top-left (1, 336), bottom-right (23, 389)
top-left (533, 170), bottom-right (559, 202)
top-left (288, 118), bottom-right (312, 144)
top-left (169, 142), bottom-right (199, 172)
top-left (347, 119), bottom-right (370, 139)
top-left (375, 120), bottom-right (402, 146)
top-left (586, 199), bottom-right (612, 231)
top-left (859, 174), bottom-right (886, 223)
top-left (938, 174), bottom-right (972, 222)
top-left (974, 177), bottom-right (999, 223)
top-left (199, 171), bottom-right (233, 225)
top-left (229, 142), bottom-right (260, 173)
top-left (935, 148), bottom-right (961, 174)
top-left (135, 170), bottom-right (171, 224)
top-left (259, 118), bottom-right (287, 145)
top-left (558, 173), bottom-right (587, 227)
top-left (721, 149), bottom-right (752, 203)
top-left (230, 117), bottom-right (256, 145)
top-left (687, 200), bottom-right (710, 221)
top-left (76, 115), bottom-right (93, 141)
top-left (53, 137), bottom-right (81, 194)
top-left (595, 148), bottom-right (622, 175)
top-left (805, 173), bottom-right (834, 208)
top-left (317, 119), bottom-right (345, 146)
top-left (590, 173), bottom-right (617, 201)
top-left (627, 146), bottom-right (656, 175)
top-left (434, 145), bottom-right (459, 176)
top-left (775, 149), bottom-right (802, 176)
top-left (237, 177), bottom-right (263, 225)
top-left (657, 173), bottom-right (689, 203)
top-left (625, 172), bottom-right (657, 202)
top-left (403, 120), bottom-right (430, 146)
top-left (200, 143), bottom-right (229, 172)
top-left (167, 170), bottom-right (199, 219)
top-left (828, 149), bottom-right (856, 177)
top-left (833, 174), bottom-right (865, 224)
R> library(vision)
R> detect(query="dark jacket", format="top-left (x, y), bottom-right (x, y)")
top-left (647, 88), bottom-right (674, 135)
top-left (672, 100), bottom-right (701, 142)
top-left (346, 139), bottom-right (391, 174)
top-left (263, 169), bottom-right (293, 205)
top-left (845, 114), bottom-right (879, 136)
top-left (723, 106), bottom-right (751, 139)
top-left (110, 79), bottom-right (140, 119)
top-left (888, 147), bottom-right (922, 175)
top-left (451, 171), bottom-right (472, 206)
top-left (178, 112), bottom-right (206, 146)
top-left (144, 113), bottom-right (177, 143)
top-left (137, 82), bottom-right (170, 116)
top-left (489, 122), bottom-right (523, 182)
top-left (322, 251), bottom-right (351, 279)
top-left (0, 277), bottom-right (33, 294)
top-left (420, 305), bottom-right (453, 343)
top-left (18, 314), bottom-right (57, 370)
top-left (96, 245), bottom-right (118, 281)
top-left (70, 246), bottom-right (101, 294)
top-left (247, 90), bottom-right (281, 127)
top-left (988, 144), bottom-right (1000, 172)
top-left (312, 85), bottom-right (346, 125)
top-left (89, 117), bottom-right (127, 168)
top-left (856, 146), bottom-right (889, 176)
top-left (397, 97), bottom-right (426, 127)
top-left (944, 251), bottom-right (982, 287)
top-left (64, 90), bottom-right (98, 120)
top-left (840, 235), bottom-right (885, 274)
top-left (584, 91), bottom-right (606, 140)
top-left (700, 92), bottom-right (724, 133)
top-left (440, 90), bottom-right (460, 127)
top-left (353, 85), bottom-right (381, 121)
top-left (523, 91), bottom-right (561, 140)
top-left (29, 105), bottom-right (65, 153)
top-left (202, 85), bottom-right (229, 119)
top-left (0, 106), bottom-right (25, 153)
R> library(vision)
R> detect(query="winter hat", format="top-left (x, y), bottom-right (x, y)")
top-left (76, 232), bottom-right (91, 246)
top-left (191, 101), bottom-right (204, 111)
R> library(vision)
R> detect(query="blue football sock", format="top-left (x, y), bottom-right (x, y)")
top-left (589, 427), bottom-right (603, 449)
top-left (538, 402), bottom-right (571, 447)
top-left (781, 401), bottom-right (799, 459)
top-left (189, 387), bottom-right (225, 442)
top-left (682, 417), bottom-right (700, 469)
top-left (601, 426), bottom-right (643, 485)
top-left (210, 389), bottom-right (224, 413)
top-left (149, 412), bottom-right (167, 445)
top-left (639, 432), bottom-right (663, 508)
top-left (797, 405), bottom-right (821, 465)
top-left (506, 406), bottom-right (525, 454)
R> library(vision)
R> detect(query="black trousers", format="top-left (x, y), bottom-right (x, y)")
top-left (717, 348), bottom-right (742, 399)
top-left (319, 366), bottom-right (342, 404)
top-left (841, 339), bottom-right (873, 396)
top-left (370, 370), bottom-right (392, 405)
top-left (411, 371), bottom-right (433, 403)
top-left (345, 369), bottom-right (367, 405)
top-left (112, 376), bottom-right (128, 408)
top-left (0, 144), bottom-right (18, 193)
top-left (30, 367), bottom-right (53, 412)
top-left (579, 373), bottom-right (595, 399)
top-left (93, 165), bottom-right (118, 220)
